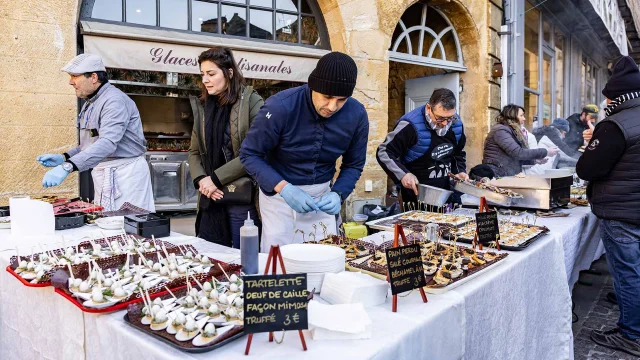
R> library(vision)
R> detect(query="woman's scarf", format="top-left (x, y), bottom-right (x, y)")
top-left (196, 95), bottom-right (232, 246)
top-left (508, 121), bottom-right (529, 149)
top-left (204, 96), bottom-right (231, 176)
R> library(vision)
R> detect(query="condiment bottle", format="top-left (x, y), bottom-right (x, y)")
top-left (426, 223), bottom-right (440, 242)
top-left (240, 212), bottom-right (259, 275)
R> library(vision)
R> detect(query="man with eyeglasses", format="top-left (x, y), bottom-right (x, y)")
top-left (36, 54), bottom-right (154, 212)
top-left (377, 88), bottom-right (468, 208)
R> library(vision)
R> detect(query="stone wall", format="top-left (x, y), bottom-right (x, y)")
top-left (0, 0), bottom-right (501, 213)
top-left (0, 1), bottom-right (79, 205)
top-left (388, 62), bottom-right (446, 132)
top-left (317, 0), bottom-right (498, 217)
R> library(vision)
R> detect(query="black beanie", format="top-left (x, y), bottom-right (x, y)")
top-left (308, 52), bottom-right (358, 97)
top-left (602, 56), bottom-right (640, 99)
top-left (469, 164), bottom-right (495, 181)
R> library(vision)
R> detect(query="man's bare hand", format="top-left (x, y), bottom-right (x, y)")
top-left (401, 173), bottom-right (420, 195)
top-left (455, 172), bottom-right (469, 181)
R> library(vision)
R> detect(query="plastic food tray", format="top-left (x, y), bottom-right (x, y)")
top-left (438, 224), bottom-right (550, 251)
top-left (306, 235), bottom-right (377, 261)
top-left (122, 286), bottom-right (245, 353)
top-left (55, 213), bottom-right (86, 230)
top-left (5, 266), bottom-right (51, 287)
top-left (366, 211), bottom-right (472, 232)
top-left (54, 257), bottom-right (241, 313)
top-left (346, 239), bottom-right (508, 294)
top-left (6, 235), bottom-right (174, 286)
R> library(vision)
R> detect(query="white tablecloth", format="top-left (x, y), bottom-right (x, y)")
top-left (0, 206), bottom-right (603, 360)
top-left (552, 207), bottom-right (603, 289)
top-left (84, 236), bottom-right (466, 360)
top-left (498, 206), bottom-right (603, 289)
top-left (0, 227), bottom-right (125, 360)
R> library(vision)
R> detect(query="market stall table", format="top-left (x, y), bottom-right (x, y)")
top-left (369, 206), bottom-right (603, 290)
top-left (83, 229), bottom-right (570, 360)
top-left (495, 206), bottom-right (603, 289)
top-left (0, 205), bottom-right (603, 360)
top-left (0, 227), bottom-right (465, 360)
top-left (0, 227), bottom-right (124, 360)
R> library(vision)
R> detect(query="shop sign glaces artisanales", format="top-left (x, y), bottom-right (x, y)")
top-left (84, 35), bottom-right (320, 82)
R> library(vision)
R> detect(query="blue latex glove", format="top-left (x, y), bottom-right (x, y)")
top-left (315, 192), bottom-right (342, 215)
top-left (42, 165), bottom-right (69, 188)
top-left (280, 184), bottom-right (320, 213)
top-left (37, 154), bottom-right (65, 167)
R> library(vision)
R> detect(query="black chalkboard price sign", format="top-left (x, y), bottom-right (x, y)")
top-left (243, 274), bottom-right (309, 334)
top-left (385, 243), bottom-right (427, 295)
top-left (475, 211), bottom-right (500, 244)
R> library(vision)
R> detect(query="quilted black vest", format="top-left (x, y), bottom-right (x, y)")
top-left (589, 97), bottom-right (640, 224)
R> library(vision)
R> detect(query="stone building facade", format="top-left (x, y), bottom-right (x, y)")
top-left (0, 1), bottom-right (82, 204)
top-left (1, 0), bottom-right (504, 215)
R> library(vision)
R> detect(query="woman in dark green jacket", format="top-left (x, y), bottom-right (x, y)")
top-left (188, 47), bottom-right (264, 247)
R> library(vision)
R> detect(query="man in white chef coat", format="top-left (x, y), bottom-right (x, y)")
top-left (37, 54), bottom-right (154, 212)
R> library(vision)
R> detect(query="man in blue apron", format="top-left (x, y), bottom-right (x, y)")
top-left (240, 52), bottom-right (368, 251)
top-left (377, 88), bottom-right (468, 209)
top-left (37, 54), bottom-right (154, 212)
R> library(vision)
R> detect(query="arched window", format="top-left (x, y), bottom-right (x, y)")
top-left (80, 0), bottom-right (328, 49)
top-left (389, 3), bottom-right (465, 71)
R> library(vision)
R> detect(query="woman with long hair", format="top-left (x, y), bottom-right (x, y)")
top-left (482, 104), bottom-right (559, 177)
top-left (188, 47), bottom-right (264, 247)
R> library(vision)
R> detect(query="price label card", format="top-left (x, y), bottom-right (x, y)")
top-left (475, 211), bottom-right (500, 244)
top-left (385, 244), bottom-right (427, 295)
top-left (243, 274), bottom-right (309, 334)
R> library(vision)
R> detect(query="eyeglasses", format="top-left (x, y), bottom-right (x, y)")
top-left (432, 114), bottom-right (456, 123)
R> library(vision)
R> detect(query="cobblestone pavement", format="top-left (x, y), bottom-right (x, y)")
top-left (573, 273), bottom-right (640, 360)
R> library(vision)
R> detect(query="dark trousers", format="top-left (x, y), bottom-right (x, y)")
top-left (227, 203), bottom-right (261, 249)
top-left (197, 203), bottom-right (261, 249)
top-left (601, 219), bottom-right (640, 339)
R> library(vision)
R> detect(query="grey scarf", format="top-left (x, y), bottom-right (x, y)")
top-left (604, 91), bottom-right (640, 117)
top-left (425, 111), bottom-right (455, 137)
top-left (508, 121), bottom-right (529, 149)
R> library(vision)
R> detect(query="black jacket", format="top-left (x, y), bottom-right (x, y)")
top-left (376, 119), bottom-right (466, 185)
top-left (577, 97), bottom-right (640, 224)
top-left (565, 113), bottom-right (588, 153)
top-left (532, 126), bottom-right (580, 159)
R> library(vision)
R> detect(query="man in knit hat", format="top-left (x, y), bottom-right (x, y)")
top-left (532, 118), bottom-right (580, 159)
top-left (376, 88), bottom-right (468, 209)
top-left (565, 103), bottom-right (599, 152)
top-left (240, 52), bottom-right (368, 251)
top-left (577, 55), bottom-right (640, 356)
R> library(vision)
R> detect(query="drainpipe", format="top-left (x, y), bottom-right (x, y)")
top-left (500, 24), bottom-right (510, 110)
